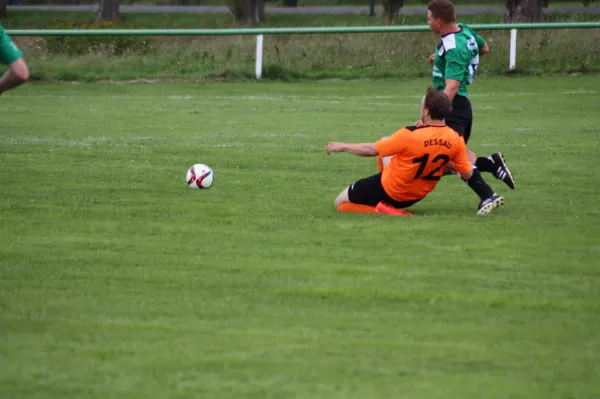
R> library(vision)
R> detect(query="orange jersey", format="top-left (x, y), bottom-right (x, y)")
top-left (374, 124), bottom-right (471, 201)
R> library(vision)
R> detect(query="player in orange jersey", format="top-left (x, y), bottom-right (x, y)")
top-left (327, 87), bottom-right (474, 216)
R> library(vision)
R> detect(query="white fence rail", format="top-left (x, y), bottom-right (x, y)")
top-left (8, 22), bottom-right (600, 79)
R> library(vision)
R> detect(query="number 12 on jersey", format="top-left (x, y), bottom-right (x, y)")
top-left (412, 153), bottom-right (450, 181)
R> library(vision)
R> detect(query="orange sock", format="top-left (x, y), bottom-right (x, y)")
top-left (337, 202), bottom-right (378, 214)
top-left (377, 155), bottom-right (384, 172)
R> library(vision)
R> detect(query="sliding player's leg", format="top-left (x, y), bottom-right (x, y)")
top-left (334, 185), bottom-right (378, 214)
top-left (335, 173), bottom-right (415, 216)
top-left (335, 174), bottom-right (386, 213)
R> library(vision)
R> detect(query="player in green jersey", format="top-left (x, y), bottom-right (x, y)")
top-left (425, 0), bottom-right (515, 215)
top-left (0, 24), bottom-right (29, 95)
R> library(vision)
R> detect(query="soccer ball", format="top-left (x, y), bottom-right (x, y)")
top-left (186, 163), bottom-right (214, 189)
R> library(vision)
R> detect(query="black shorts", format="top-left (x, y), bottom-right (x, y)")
top-left (347, 173), bottom-right (422, 209)
top-left (446, 94), bottom-right (473, 144)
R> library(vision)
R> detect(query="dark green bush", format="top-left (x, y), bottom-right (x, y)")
top-left (40, 20), bottom-right (155, 56)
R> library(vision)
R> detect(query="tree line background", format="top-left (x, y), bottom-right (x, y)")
top-left (1, 0), bottom-right (596, 25)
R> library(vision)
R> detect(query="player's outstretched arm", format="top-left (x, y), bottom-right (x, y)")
top-left (327, 142), bottom-right (378, 157)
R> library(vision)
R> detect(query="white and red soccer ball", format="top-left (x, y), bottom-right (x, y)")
top-left (186, 163), bottom-right (214, 189)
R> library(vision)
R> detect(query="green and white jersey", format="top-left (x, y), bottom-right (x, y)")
top-left (0, 24), bottom-right (23, 65)
top-left (432, 23), bottom-right (486, 98)
top-left (0, 25), bottom-right (23, 65)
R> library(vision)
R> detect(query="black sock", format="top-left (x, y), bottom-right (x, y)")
top-left (466, 168), bottom-right (495, 200)
top-left (475, 156), bottom-right (496, 173)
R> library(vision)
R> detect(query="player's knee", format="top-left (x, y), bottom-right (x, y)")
top-left (334, 187), bottom-right (350, 209)
top-left (10, 59), bottom-right (29, 82)
top-left (18, 68), bottom-right (29, 82)
top-left (16, 66), bottom-right (29, 82)
top-left (467, 150), bottom-right (477, 165)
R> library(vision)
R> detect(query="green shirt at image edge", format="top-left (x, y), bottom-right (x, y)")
top-left (0, 24), bottom-right (24, 65)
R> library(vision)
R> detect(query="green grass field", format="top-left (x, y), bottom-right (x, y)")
top-left (1, 75), bottom-right (600, 399)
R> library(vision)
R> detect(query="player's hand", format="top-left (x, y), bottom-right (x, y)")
top-left (444, 161), bottom-right (457, 174)
top-left (327, 142), bottom-right (345, 155)
top-left (428, 53), bottom-right (435, 65)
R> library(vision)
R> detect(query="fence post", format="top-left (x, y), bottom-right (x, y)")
top-left (256, 34), bottom-right (264, 79)
top-left (509, 28), bottom-right (517, 71)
